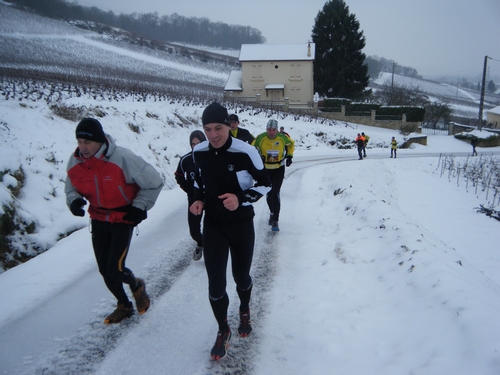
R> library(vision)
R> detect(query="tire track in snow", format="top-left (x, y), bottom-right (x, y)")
top-left (29, 238), bottom-right (194, 375)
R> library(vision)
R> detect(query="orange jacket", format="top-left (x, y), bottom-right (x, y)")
top-left (355, 135), bottom-right (365, 148)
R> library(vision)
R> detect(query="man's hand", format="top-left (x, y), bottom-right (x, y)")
top-left (190, 200), bottom-right (204, 215)
top-left (285, 156), bottom-right (293, 167)
top-left (218, 193), bottom-right (239, 211)
top-left (123, 205), bottom-right (147, 226)
top-left (70, 198), bottom-right (87, 217)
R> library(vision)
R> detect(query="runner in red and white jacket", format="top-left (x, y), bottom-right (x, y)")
top-left (65, 117), bottom-right (163, 324)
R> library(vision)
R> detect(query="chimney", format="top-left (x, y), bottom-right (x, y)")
top-left (307, 43), bottom-right (311, 57)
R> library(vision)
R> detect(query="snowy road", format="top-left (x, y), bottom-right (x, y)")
top-left (0, 154), bottom-right (342, 374)
top-left (0, 156), bottom-right (310, 374)
top-left (2, 151), bottom-right (500, 374)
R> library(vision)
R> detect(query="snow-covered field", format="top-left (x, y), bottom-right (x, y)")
top-left (374, 72), bottom-right (498, 119)
top-left (0, 3), bottom-right (233, 91)
top-left (374, 72), bottom-right (479, 103)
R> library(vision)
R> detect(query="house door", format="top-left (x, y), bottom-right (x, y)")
top-left (270, 90), bottom-right (280, 101)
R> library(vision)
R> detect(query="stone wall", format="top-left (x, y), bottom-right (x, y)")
top-left (449, 122), bottom-right (475, 135)
top-left (401, 135), bottom-right (427, 148)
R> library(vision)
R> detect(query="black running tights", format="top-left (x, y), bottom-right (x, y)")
top-left (91, 220), bottom-right (136, 305)
top-left (203, 217), bottom-right (254, 331)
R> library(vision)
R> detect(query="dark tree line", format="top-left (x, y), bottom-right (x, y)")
top-left (365, 55), bottom-right (422, 80)
top-left (5, 0), bottom-right (266, 49)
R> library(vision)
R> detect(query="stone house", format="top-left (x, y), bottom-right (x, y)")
top-left (486, 105), bottom-right (500, 128)
top-left (224, 43), bottom-right (315, 107)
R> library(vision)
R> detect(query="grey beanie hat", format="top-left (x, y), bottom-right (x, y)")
top-left (189, 130), bottom-right (206, 145)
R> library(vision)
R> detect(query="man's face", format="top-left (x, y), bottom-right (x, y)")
top-left (230, 120), bottom-right (239, 131)
top-left (77, 138), bottom-right (102, 159)
top-left (203, 123), bottom-right (230, 149)
top-left (267, 127), bottom-right (278, 139)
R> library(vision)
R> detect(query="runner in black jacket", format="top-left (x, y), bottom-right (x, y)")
top-left (229, 113), bottom-right (255, 143)
top-left (174, 130), bottom-right (206, 260)
top-left (190, 102), bottom-right (271, 360)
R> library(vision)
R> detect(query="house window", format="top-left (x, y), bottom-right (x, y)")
top-left (251, 64), bottom-right (263, 81)
top-left (252, 87), bottom-right (264, 97)
top-left (290, 63), bottom-right (302, 81)
top-left (290, 87), bottom-right (301, 102)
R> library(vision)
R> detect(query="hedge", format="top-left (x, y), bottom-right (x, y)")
top-left (319, 99), bottom-right (425, 121)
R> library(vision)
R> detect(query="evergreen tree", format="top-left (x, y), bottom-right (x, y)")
top-left (487, 80), bottom-right (496, 93)
top-left (312, 0), bottom-right (370, 99)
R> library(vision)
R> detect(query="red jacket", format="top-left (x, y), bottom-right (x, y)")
top-left (66, 135), bottom-right (163, 223)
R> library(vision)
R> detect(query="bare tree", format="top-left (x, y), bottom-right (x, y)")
top-left (374, 79), bottom-right (428, 106)
top-left (488, 80), bottom-right (497, 93)
top-left (423, 101), bottom-right (452, 130)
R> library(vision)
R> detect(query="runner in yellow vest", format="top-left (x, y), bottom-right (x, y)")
top-left (252, 119), bottom-right (295, 231)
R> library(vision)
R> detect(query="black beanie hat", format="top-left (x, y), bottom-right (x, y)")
top-left (189, 130), bottom-right (206, 146)
top-left (76, 118), bottom-right (106, 143)
top-left (202, 102), bottom-right (230, 126)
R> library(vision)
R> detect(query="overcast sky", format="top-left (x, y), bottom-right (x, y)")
top-left (76, 0), bottom-right (500, 80)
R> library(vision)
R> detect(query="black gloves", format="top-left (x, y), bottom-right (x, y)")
top-left (70, 199), bottom-right (146, 226)
top-left (70, 198), bottom-right (87, 217)
top-left (285, 156), bottom-right (293, 167)
top-left (123, 205), bottom-right (147, 226)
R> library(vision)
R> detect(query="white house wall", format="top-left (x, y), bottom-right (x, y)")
top-left (240, 60), bottom-right (314, 104)
top-left (486, 105), bottom-right (500, 128)
top-left (487, 112), bottom-right (500, 128)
